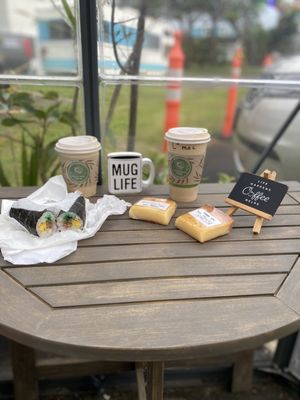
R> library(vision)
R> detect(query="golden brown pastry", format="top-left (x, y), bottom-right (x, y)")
top-left (129, 197), bottom-right (177, 225)
top-left (175, 204), bottom-right (234, 242)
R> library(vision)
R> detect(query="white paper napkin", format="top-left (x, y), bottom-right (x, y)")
top-left (0, 176), bottom-right (130, 265)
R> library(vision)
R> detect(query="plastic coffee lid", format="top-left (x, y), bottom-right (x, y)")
top-left (165, 127), bottom-right (211, 144)
top-left (55, 135), bottom-right (101, 154)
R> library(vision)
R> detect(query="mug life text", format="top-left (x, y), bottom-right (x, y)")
top-left (107, 152), bottom-right (155, 194)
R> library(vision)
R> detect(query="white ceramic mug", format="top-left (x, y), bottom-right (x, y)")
top-left (107, 152), bottom-right (155, 194)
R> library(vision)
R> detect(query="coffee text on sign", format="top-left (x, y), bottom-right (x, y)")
top-left (242, 187), bottom-right (270, 203)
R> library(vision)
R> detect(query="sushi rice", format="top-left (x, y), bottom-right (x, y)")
top-left (36, 211), bottom-right (57, 238)
top-left (57, 211), bottom-right (83, 231)
top-left (9, 208), bottom-right (56, 238)
top-left (57, 196), bottom-right (86, 232)
top-left (9, 195), bottom-right (86, 237)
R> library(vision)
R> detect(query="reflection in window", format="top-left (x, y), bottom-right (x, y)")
top-left (48, 20), bottom-right (73, 40)
top-left (36, 6), bottom-right (77, 75)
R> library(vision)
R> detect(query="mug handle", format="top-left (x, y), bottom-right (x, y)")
top-left (142, 158), bottom-right (155, 188)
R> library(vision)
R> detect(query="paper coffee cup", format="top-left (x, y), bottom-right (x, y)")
top-left (55, 136), bottom-right (101, 197)
top-left (165, 127), bottom-right (211, 202)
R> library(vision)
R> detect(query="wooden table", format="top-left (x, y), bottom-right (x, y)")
top-left (1, 183), bottom-right (300, 400)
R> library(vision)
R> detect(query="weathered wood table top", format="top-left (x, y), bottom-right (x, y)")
top-left (1, 182), bottom-right (300, 366)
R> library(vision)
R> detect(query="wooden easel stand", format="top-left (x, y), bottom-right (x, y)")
top-left (227, 169), bottom-right (277, 234)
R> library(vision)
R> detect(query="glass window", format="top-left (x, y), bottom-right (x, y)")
top-left (48, 20), bottom-right (73, 40)
top-left (0, 0), bottom-right (82, 187)
top-left (1, 0), bottom-right (300, 187)
top-left (0, 0), bottom-right (78, 76)
top-left (0, 85), bottom-right (83, 186)
top-left (98, 0), bottom-right (300, 182)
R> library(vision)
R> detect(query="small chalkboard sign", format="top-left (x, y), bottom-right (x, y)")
top-left (225, 172), bottom-right (288, 220)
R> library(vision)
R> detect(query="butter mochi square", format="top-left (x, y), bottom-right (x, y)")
top-left (129, 197), bottom-right (177, 225)
top-left (175, 204), bottom-right (234, 243)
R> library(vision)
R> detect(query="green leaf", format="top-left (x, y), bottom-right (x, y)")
top-left (28, 140), bottom-right (40, 185)
top-left (61, 0), bottom-right (76, 32)
top-left (45, 103), bottom-right (61, 119)
top-left (34, 109), bottom-right (46, 119)
top-left (11, 92), bottom-right (32, 104)
top-left (21, 133), bottom-right (29, 185)
top-left (49, 161), bottom-right (61, 178)
top-left (1, 118), bottom-right (18, 127)
top-left (2, 117), bottom-right (35, 127)
top-left (0, 161), bottom-right (10, 186)
top-left (11, 92), bottom-right (36, 114)
top-left (44, 138), bottom-right (60, 156)
top-left (59, 111), bottom-right (78, 128)
top-left (43, 91), bottom-right (59, 100)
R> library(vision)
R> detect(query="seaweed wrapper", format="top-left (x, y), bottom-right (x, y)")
top-left (9, 208), bottom-right (56, 237)
top-left (57, 196), bottom-right (86, 231)
top-left (0, 175), bottom-right (130, 265)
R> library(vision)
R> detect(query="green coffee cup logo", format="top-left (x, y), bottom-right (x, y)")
top-left (170, 157), bottom-right (192, 179)
top-left (67, 161), bottom-right (90, 184)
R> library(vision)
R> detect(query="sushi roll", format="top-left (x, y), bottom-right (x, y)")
top-left (57, 195), bottom-right (86, 231)
top-left (9, 208), bottom-right (56, 238)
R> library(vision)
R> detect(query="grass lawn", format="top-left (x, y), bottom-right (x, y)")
top-left (103, 84), bottom-right (248, 156)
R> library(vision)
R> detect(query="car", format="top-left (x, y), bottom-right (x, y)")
top-left (0, 33), bottom-right (34, 73)
top-left (233, 55), bottom-right (300, 180)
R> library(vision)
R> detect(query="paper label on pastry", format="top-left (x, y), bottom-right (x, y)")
top-left (136, 200), bottom-right (170, 211)
top-left (189, 208), bottom-right (221, 227)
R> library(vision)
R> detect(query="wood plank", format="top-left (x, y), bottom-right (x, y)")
top-left (3, 239), bottom-right (298, 267)
top-left (0, 271), bottom-right (49, 334)
top-left (7, 255), bottom-right (296, 287)
top-left (31, 274), bottom-right (285, 307)
top-left (75, 225), bottom-right (300, 247)
top-left (285, 181), bottom-right (300, 192)
top-left (231, 350), bottom-right (253, 392)
top-left (277, 258), bottom-right (300, 315)
top-left (289, 192), bottom-right (300, 204)
top-left (121, 182), bottom-right (300, 196)
top-left (101, 213), bottom-right (300, 232)
top-left (11, 342), bottom-right (38, 400)
top-left (99, 184), bottom-right (235, 197)
top-left (225, 204), bottom-right (300, 216)
top-left (233, 214), bottom-right (300, 228)
top-left (0, 187), bottom-right (37, 199)
top-left (37, 358), bottom-right (132, 379)
top-left (225, 198), bottom-right (272, 220)
top-left (107, 204), bottom-right (300, 220)
top-left (0, 182), bottom-right (298, 200)
top-left (146, 362), bottom-right (164, 400)
top-left (36, 296), bottom-right (300, 361)
top-left (1, 187), bottom-right (298, 216)
top-left (120, 192), bottom-right (297, 210)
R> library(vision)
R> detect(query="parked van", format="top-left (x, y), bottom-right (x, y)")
top-left (0, 33), bottom-right (34, 73)
top-left (233, 56), bottom-right (300, 180)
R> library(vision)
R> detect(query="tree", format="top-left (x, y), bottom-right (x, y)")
top-left (164, 0), bottom-right (262, 63)
top-left (268, 11), bottom-right (298, 54)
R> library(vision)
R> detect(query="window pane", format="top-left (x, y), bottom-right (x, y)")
top-left (98, 1), bottom-right (172, 77)
top-left (0, 85), bottom-right (83, 186)
top-left (98, 1), bottom-right (300, 183)
top-left (100, 82), bottom-right (239, 183)
top-left (98, 0), bottom-right (300, 85)
top-left (0, 0), bottom-right (78, 76)
top-left (100, 79), bottom-right (300, 183)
